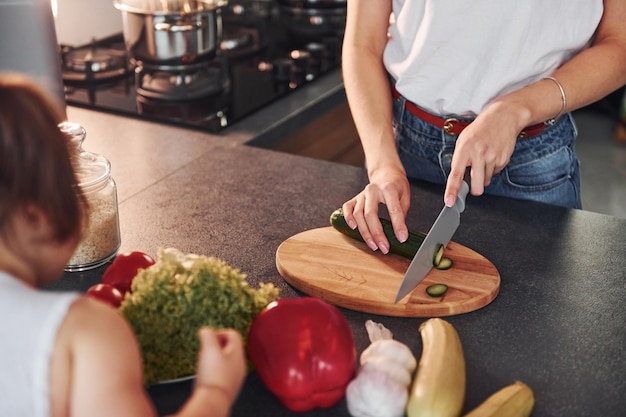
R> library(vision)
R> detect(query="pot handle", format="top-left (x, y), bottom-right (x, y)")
top-left (154, 22), bottom-right (202, 32)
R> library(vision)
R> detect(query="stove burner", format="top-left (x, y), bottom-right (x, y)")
top-left (136, 94), bottom-right (229, 131)
top-left (277, 0), bottom-right (347, 7)
top-left (61, 3), bottom-right (344, 133)
top-left (278, 2), bottom-right (346, 39)
top-left (223, 0), bottom-right (275, 19)
top-left (221, 28), bottom-right (255, 52)
top-left (220, 25), bottom-right (266, 59)
top-left (135, 60), bottom-right (230, 101)
top-left (61, 44), bottom-right (132, 84)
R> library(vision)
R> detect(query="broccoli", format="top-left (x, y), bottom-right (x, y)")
top-left (118, 247), bottom-right (280, 385)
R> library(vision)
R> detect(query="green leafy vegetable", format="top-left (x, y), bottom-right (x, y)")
top-left (118, 247), bottom-right (280, 384)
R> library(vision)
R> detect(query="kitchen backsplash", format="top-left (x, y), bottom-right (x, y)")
top-left (54, 0), bottom-right (122, 46)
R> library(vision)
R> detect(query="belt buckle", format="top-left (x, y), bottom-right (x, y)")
top-left (443, 118), bottom-right (459, 135)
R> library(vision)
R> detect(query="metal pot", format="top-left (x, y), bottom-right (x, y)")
top-left (114, 0), bottom-right (228, 65)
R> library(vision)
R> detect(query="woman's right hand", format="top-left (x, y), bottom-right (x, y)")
top-left (342, 166), bottom-right (411, 255)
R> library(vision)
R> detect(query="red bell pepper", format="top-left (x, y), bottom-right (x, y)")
top-left (86, 283), bottom-right (125, 308)
top-left (101, 251), bottom-right (155, 294)
top-left (247, 297), bottom-right (356, 412)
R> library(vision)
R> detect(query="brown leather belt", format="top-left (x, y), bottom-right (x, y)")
top-left (391, 86), bottom-right (547, 138)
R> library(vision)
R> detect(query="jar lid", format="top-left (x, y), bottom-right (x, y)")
top-left (59, 121), bottom-right (111, 192)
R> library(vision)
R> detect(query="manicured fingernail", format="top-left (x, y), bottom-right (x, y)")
top-left (445, 196), bottom-right (455, 207)
top-left (378, 242), bottom-right (389, 254)
top-left (397, 231), bottom-right (408, 243)
top-left (367, 239), bottom-right (378, 251)
top-left (348, 219), bottom-right (357, 229)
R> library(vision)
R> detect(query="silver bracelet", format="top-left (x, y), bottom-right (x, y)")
top-left (543, 76), bottom-right (567, 125)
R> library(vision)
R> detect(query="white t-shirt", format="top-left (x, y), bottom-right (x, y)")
top-left (384, 0), bottom-right (604, 116)
top-left (0, 272), bottom-right (79, 417)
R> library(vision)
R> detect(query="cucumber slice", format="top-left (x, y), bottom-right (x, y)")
top-left (433, 244), bottom-right (445, 267)
top-left (435, 257), bottom-right (453, 270)
top-left (426, 284), bottom-right (448, 297)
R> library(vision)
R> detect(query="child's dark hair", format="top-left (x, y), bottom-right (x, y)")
top-left (0, 73), bottom-right (87, 242)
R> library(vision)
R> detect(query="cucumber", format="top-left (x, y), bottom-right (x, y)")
top-left (426, 284), bottom-right (448, 297)
top-left (329, 208), bottom-right (425, 259)
top-left (435, 257), bottom-right (453, 270)
top-left (433, 244), bottom-right (445, 266)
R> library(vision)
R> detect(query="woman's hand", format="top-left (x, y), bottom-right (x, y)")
top-left (444, 101), bottom-right (527, 206)
top-left (446, 0), bottom-right (626, 207)
top-left (342, 165), bottom-right (411, 254)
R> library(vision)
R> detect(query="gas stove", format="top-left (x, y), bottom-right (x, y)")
top-left (61, 1), bottom-right (345, 132)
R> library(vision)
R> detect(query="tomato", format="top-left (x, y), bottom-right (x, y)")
top-left (101, 251), bottom-right (155, 293)
top-left (247, 297), bottom-right (357, 412)
top-left (86, 283), bottom-right (125, 308)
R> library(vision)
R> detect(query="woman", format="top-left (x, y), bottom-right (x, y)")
top-left (341, 0), bottom-right (626, 255)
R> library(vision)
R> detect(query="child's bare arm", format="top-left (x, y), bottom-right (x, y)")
top-left (52, 297), bottom-right (157, 417)
top-left (53, 298), bottom-right (246, 417)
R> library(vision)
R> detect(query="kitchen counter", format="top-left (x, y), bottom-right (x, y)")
top-left (48, 70), bottom-right (626, 417)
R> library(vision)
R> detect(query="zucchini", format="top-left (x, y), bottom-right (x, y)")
top-left (426, 284), bottom-right (448, 297)
top-left (407, 318), bottom-right (466, 417)
top-left (329, 208), bottom-right (425, 259)
top-left (463, 381), bottom-right (534, 417)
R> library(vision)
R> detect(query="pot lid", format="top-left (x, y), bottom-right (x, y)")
top-left (115, 0), bottom-right (228, 14)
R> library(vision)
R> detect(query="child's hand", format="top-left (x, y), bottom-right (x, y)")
top-left (194, 327), bottom-right (246, 406)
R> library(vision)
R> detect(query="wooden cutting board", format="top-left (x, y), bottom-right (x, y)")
top-left (276, 227), bottom-right (500, 317)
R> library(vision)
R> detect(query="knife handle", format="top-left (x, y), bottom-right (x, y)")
top-left (455, 168), bottom-right (471, 213)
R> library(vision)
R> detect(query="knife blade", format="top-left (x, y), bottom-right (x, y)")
top-left (394, 172), bottom-right (471, 303)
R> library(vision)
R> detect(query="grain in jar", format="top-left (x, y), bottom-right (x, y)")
top-left (61, 122), bottom-right (121, 272)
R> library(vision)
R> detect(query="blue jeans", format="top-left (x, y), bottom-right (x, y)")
top-left (392, 95), bottom-right (582, 209)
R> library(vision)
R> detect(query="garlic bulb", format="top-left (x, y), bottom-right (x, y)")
top-left (346, 320), bottom-right (417, 417)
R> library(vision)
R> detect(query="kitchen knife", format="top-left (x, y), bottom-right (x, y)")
top-left (394, 171), bottom-right (471, 303)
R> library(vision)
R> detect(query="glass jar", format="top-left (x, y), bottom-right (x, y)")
top-left (61, 122), bottom-right (121, 272)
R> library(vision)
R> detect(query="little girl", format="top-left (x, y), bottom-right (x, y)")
top-left (0, 73), bottom-right (246, 417)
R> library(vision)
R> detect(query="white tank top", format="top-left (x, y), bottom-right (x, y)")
top-left (384, 0), bottom-right (604, 116)
top-left (0, 272), bottom-right (79, 417)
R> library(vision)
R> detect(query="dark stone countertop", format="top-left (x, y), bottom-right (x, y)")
top-left (48, 71), bottom-right (626, 417)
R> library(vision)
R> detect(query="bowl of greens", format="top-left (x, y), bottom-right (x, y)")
top-left (118, 247), bottom-right (280, 385)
